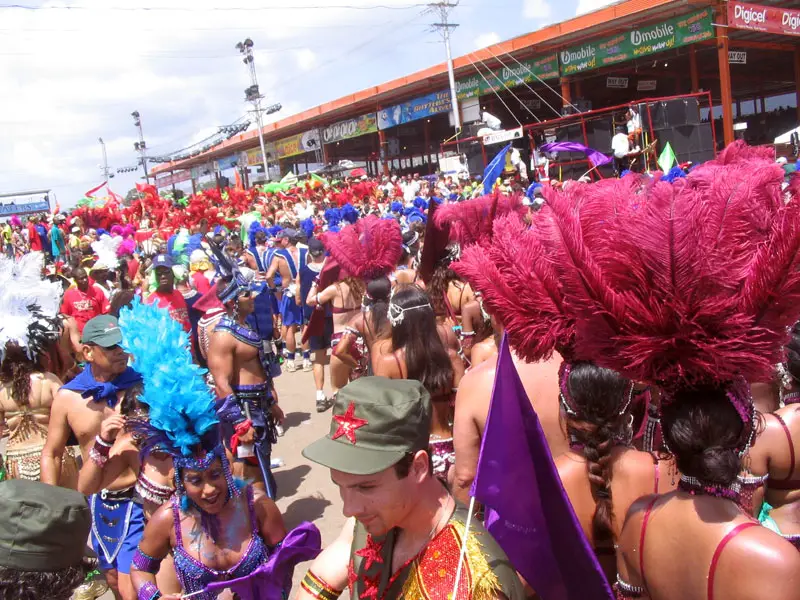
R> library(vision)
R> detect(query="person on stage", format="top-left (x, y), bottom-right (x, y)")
top-left (298, 377), bottom-right (525, 600)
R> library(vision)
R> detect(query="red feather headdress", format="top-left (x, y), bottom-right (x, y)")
top-left (433, 192), bottom-right (526, 248)
top-left (320, 215), bottom-right (402, 280)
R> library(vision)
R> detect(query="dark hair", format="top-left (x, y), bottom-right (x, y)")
top-left (109, 289), bottom-right (135, 318)
top-left (392, 451), bottom-right (433, 478)
top-left (661, 386), bottom-right (744, 486)
top-left (0, 343), bottom-right (44, 406)
top-left (72, 267), bottom-right (87, 279)
top-left (391, 285), bottom-right (453, 397)
top-left (120, 383), bottom-right (146, 417)
top-left (401, 230), bottom-right (420, 260)
top-left (0, 558), bottom-right (95, 600)
top-left (427, 261), bottom-right (460, 318)
top-left (786, 321), bottom-right (800, 383)
top-left (363, 277), bottom-right (391, 338)
top-left (566, 363), bottom-right (632, 545)
top-left (342, 277), bottom-right (365, 306)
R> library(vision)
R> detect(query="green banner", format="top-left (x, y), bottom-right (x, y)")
top-left (479, 54), bottom-right (560, 95)
top-left (455, 75), bottom-right (481, 100)
top-left (559, 9), bottom-right (714, 76)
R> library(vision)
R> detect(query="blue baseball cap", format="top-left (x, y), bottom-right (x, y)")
top-left (153, 254), bottom-right (174, 269)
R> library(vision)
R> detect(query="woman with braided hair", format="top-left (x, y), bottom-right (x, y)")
top-left (555, 362), bottom-right (675, 584)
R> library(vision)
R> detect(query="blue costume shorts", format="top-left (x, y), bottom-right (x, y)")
top-left (279, 292), bottom-right (304, 327)
top-left (90, 489), bottom-right (145, 574)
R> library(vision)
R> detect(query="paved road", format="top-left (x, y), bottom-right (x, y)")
top-left (92, 367), bottom-right (347, 599)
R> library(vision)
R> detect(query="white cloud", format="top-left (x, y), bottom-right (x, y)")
top-left (0, 0), bottom-right (428, 206)
top-left (294, 48), bottom-right (317, 71)
top-left (523, 0), bottom-right (553, 21)
top-left (575, 0), bottom-right (616, 16)
top-left (474, 32), bottom-right (501, 50)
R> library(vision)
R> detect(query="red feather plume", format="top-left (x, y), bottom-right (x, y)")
top-left (320, 215), bottom-right (402, 280)
top-left (433, 192), bottom-right (526, 248)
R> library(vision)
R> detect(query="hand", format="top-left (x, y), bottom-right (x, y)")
top-left (99, 415), bottom-right (126, 444)
top-left (238, 425), bottom-right (256, 445)
top-left (270, 403), bottom-right (285, 424)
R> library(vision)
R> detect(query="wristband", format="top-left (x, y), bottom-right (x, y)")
top-left (137, 580), bottom-right (161, 600)
top-left (95, 434), bottom-right (114, 448)
top-left (316, 293), bottom-right (321, 305)
top-left (132, 547), bottom-right (162, 574)
top-left (89, 446), bottom-right (109, 468)
top-left (300, 570), bottom-right (343, 600)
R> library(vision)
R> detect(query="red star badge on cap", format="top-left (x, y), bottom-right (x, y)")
top-left (331, 402), bottom-right (368, 445)
top-left (355, 535), bottom-right (385, 571)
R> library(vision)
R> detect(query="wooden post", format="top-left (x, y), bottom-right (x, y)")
top-left (690, 45), bottom-right (700, 93)
top-left (378, 128), bottom-right (390, 176)
top-left (560, 77), bottom-right (571, 112)
top-left (716, 1), bottom-right (734, 146)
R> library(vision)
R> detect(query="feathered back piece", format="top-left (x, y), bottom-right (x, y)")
top-left (91, 234), bottom-right (122, 270)
top-left (118, 297), bottom-right (217, 457)
top-left (434, 192), bottom-right (526, 248)
top-left (0, 253), bottom-right (63, 364)
top-left (321, 215), bottom-right (402, 280)
top-left (551, 145), bottom-right (799, 390)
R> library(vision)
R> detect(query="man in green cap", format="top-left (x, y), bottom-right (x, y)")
top-left (0, 480), bottom-right (94, 600)
top-left (297, 376), bottom-right (524, 600)
top-left (41, 314), bottom-right (144, 600)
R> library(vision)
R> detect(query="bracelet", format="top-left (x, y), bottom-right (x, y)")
top-left (315, 293), bottom-right (321, 305)
top-left (300, 570), bottom-right (342, 600)
top-left (132, 547), bottom-right (163, 574)
top-left (137, 581), bottom-right (161, 600)
top-left (95, 434), bottom-right (114, 448)
top-left (88, 446), bottom-right (109, 468)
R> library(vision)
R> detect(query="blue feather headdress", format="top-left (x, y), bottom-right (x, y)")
top-left (248, 220), bottom-right (268, 252)
top-left (299, 218), bottom-right (315, 240)
top-left (390, 201), bottom-right (403, 214)
top-left (118, 298), bottom-right (239, 508)
top-left (341, 203), bottom-right (359, 225)
top-left (324, 208), bottom-right (342, 230)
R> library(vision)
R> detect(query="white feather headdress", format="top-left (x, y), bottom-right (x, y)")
top-left (91, 235), bottom-right (122, 271)
top-left (0, 252), bottom-right (63, 364)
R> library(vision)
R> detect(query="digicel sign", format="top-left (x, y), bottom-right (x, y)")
top-left (728, 1), bottom-right (800, 36)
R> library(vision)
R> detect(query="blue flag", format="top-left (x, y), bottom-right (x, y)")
top-left (481, 143), bottom-right (512, 194)
top-left (471, 336), bottom-right (613, 600)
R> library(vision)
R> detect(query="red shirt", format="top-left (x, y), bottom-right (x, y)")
top-left (127, 257), bottom-right (140, 281)
top-left (146, 289), bottom-right (191, 332)
top-left (27, 223), bottom-right (42, 251)
top-left (191, 271), bottom-right (212, 294)
top-left (60, 285), bottom-right (107, 332)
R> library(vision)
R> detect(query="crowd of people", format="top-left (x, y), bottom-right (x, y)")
top-left (2, 141), bottom-right (800, 600)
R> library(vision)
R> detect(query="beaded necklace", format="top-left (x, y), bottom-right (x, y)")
top-left (678, 475), bottom-right (741, 502)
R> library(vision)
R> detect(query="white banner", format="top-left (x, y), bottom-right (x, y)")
top-left (606, 77), bottom-right (629, 89)
top-left (482, 127), bottom-right (524, 146)
top-left (729, 50), bottom-right (747, 64)
top-left (637, 79), bottom-right (657, 91)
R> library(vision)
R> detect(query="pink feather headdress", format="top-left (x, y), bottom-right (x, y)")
top-left (320, 215), bottom-right (402, 280)
top-left (434, 192), bottom-right (526, 248)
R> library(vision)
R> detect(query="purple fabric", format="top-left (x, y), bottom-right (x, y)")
top-left (203, 522), bottom-right (322, 600)
top-left (471, 336), bottom-right (613, 600)
top-left (540, 142), bottom-right (612, 168)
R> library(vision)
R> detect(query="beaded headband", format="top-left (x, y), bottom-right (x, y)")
top-left (558, 361), bottom-right (635, 418)
top-left (387, 301), bottom-right (433, 327)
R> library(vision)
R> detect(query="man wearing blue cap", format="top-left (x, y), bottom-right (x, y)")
top-left (145, 254), bottom-right (190, 331)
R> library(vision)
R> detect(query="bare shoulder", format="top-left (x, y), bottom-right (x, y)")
top-left (458, 359), bottom-right (496, 404)
top-left (725, 526), bottom-right (800, 600)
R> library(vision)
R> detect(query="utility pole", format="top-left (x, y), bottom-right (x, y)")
top-left (430, 1), bottom-right (461, 134)
top-left (131, 111), bottom-right (151, 185)
top-left (237, 38), bottom-right (282, 182)
top-left (98, 137), bottom-right (111, 182)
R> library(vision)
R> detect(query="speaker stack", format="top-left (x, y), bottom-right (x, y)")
top-left (640, 98), bottom-right (714, 166)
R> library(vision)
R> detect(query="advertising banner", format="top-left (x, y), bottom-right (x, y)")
top-left (155, 171), bottom-right (191, 189)
top-left (455, 75), bottom-right (481, 100)
top-left (0, 201), bottom-right (50, 216)
top-left (217, 155), bottom-right (239, 170)
top-left (378, 90), bottom-right (452, 130)
top-left (479, 54), bottom-right (559, 95)
top-left (637, 79), bottom-right (657, 91)
top-left (322, 113), bottom-right (378, 144)
top-left (482, 127), bottom-right (524, 146)
top-left (559, 9), bottom-right (714, 76)
top-left (274, 133), bottom-right (305, 159)
top-left (728, 1), bottom-right (800, 37)
top-left (606, 77), bottom-right (629, 89)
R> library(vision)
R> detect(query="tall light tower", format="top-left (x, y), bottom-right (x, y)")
top-left (131, 110), bottom-right (151, 184)
top-left (98, 137), bottom-right (113, 182)
top-left (430, 1), bottom-right (461, 134)
top-left (236, 38), bottom-right (281, 182)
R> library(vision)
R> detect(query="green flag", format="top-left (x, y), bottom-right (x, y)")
top-left (658, 142), bottom-right (677, 173)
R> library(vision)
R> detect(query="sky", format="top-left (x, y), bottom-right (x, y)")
top-left (0, 0), bottom-right (616, 210)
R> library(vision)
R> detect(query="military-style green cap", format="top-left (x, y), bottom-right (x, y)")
top-left (0, 480), bottom-right (91, 571)
top-left (81, 314), bottom-right (123, 347)
top-left (303, 377), bottom-right (431, 475)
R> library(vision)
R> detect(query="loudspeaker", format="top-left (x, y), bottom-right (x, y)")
top-left (555, 124), bottom-right (585, 160)
top-left (219, 176), bottom-right (230, 189)
top-left (586, 120), bottom-right (612, 153)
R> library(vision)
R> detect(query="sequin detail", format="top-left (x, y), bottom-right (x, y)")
top-left (171, 485), bottom-right (270, 600)
top-left (135, 472), bottom-right (173, 506)
top-left (429, 437), bottom-right (455, 482)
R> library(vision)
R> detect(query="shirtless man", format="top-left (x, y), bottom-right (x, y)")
top-left (207, 272), bottom-right (284, 499)
top-left (266, 229), bottom-right (306, 372)
top-left (41, 315), bottom-right (144, 600)
top-left (451, 338), bottom-right (567, 506)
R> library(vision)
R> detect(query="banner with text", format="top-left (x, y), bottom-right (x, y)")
top-left (155, 171), bottom-right (191, 189)
top-left (727, 1), bottom-right (800, 37)
top-left (322, 113), bottom-right (378, 144)
top-left (559, 9), bottom-right (714, 76)
top-left (273, 130), bottom-right (321, 159)
top-left (0, 201), bottom-right (50, 216)
top-left (378, 90), bottom-right (452, 130)
top-left (479, 54), bottom-right (560, 95)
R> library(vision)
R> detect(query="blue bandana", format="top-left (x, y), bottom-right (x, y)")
top-left (62, 364), bottom-right (143, 408)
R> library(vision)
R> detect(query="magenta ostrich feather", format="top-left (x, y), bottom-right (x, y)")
top-left (434, 192), bottom-right (526, 248)
top-left (455, 212), bottom-right (574, 362)
top-left (320, 215), bottom-right (402, 280)
top-left (567, 151), bottom-right (800, 388)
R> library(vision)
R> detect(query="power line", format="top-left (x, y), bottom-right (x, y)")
top-left (0, 3), bottom-right (429, 11)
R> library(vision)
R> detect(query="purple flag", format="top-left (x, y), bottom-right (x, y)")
top-left (204, 522), bottom-right (322, 600)
top-left (471, 336), bottom-right (613, 600)
top-left (540, 142), bottom-right (612, 168)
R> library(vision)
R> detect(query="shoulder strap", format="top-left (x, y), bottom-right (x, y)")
top-left (171, 497), bottom-right (185, 549)
top-left (774, 413), bottom-right (796, 479)
top-left (708, 522), bottom-right (759, 600)
top-left (275, 248), bottom-right (299, 279)
top-left (650, 453), bottom-right (660, 494)
top-left (638, 496), bottom-right (659, 596)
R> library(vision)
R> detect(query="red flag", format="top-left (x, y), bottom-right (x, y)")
top-left (85, 182), bottom-right (107, 198)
